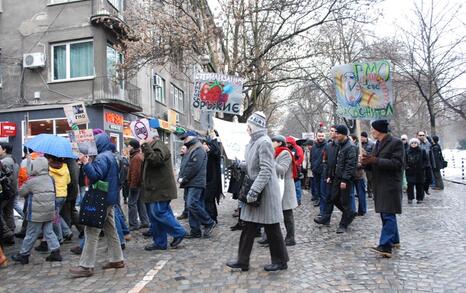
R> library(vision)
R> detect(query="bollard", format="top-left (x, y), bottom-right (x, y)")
top-left (459, 157), bottom-right (464, 180)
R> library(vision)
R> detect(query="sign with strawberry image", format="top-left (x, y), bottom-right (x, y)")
top-left (193, 73), bottom-right (244, 115)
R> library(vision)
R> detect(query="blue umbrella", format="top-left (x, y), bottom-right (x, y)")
top-left (25, 134), bottom-right (77, 159)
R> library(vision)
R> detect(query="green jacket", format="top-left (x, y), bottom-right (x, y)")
top-left (141, 139), bottom-right (177, 203)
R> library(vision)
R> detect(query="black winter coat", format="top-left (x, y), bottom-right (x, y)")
top-left (405, 147), bottom-right (428, 184)
top-left (371, 134), bottom-right (404, 214)
top-left (431, 143), bottom-right (445, 170)
top-left (205, 139), bottom-right (223, 203)
top-left (311, 141), bottom-right (326, 174)
top-left (179, 139), bottom-right (207, 189)
top-left (333, 138), bottom-right (358, 183)
top-left (323, 140), bottom-right (338, 179)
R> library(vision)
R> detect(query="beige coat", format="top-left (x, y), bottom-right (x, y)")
top-left (275, 150), bottom-right (298, 211)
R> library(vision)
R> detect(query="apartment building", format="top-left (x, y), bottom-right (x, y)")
top-left (0, 0), bottom-right (202, 165)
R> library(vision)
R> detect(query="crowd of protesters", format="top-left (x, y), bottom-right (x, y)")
top-left (0, 112), bottom-right (447, 273)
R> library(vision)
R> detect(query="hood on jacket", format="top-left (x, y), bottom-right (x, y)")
top-left (31, 157), bottom-right (50, 176)
top-left (286, 136), bottom-right (298, 146)
top-left (95, 133), bottom-right (114, 153)
top-left (49, 162), bottom-right (69, 176)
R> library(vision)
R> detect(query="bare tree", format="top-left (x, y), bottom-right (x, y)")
top-left (397, 0), bottom-right (466, 135)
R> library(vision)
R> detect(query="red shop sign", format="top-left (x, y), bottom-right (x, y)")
top-left (0, 122), bottom-right (17, 137)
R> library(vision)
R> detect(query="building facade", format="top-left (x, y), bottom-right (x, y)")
top-left (0, 0), bottom-right (201, 166)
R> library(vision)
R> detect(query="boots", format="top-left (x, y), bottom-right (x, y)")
top-left (0, 246), bottom-right (8, 267)
top-left (11, 253), bottom-right (29, 265)
top-left (284, 210), bottom-right (296, 246)
top-left (35, 241), bottom-right (48, 252)
top-left (45, 249), bottom-right (63, 262)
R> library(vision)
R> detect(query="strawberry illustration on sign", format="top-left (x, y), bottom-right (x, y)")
top-left (200, 80), bottom-right (229, 104)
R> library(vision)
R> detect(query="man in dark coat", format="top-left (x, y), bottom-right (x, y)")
top-left (327, 125), bottom-right (358, 234)
top-left (311, 130), bottom-right (326, 209)
top-left (361, 120), bottom-right (404, 258)
top-left (140, 130), bottom-right (186, 251)
top-left (431, 135), bottom-right (445, 190)
top-left (202, 138), bottom-right (223, 223)
top-left (178, 131), bottom-right (216, 238)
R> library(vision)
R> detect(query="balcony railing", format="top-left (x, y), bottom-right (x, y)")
top-left (93, 76), bottom-right (142, 112)
top-left (91, 0), bottom-right (130, 38)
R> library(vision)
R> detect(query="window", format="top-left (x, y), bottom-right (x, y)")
top-left (153, 74), bottom-right (166, 104)
top-left (23, 118), bottom-right (87, 144)
top-left (107, 44), bottom-right (124, 88)
top-left (52, 40), bottom-right (94, 81)
top-left (170, 83), bottom-right (184, 113)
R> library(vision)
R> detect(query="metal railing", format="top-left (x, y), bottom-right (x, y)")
top-left (93, 76), bottom-right (142, 109)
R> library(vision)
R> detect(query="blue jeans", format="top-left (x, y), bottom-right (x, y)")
top-left (186, 187), bottom-right (214, 235)
top-left (312, 174), bottom-right (327, 215)
top-left (53, 198), bottom-right (71, 242)
top-left (20, 221), bottom-right (60, 255)
top-left (379, 213), bottom-right (399, 248)
top-left (311, 174), bottom-right (323, 202)
top-left (353, 179), bottom-right (367, 214)
top-left (320, 182), bottom-right (334, 222)
top-left (114, 204), bottom-right (129, 245)
top-left (146, 201), bottom-right (186, 249)
top-left (295, 180), bottom-right (302, 203)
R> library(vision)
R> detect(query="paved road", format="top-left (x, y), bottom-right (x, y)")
top-left (1, 183), bottom-right (465, 292)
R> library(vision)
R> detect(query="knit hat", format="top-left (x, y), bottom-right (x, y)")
top-left (371, 120), bottom-right (389, 133)
top-left (247, 111), bottom-right (267, 133)
top-left (335, 125), bottom-right (348, 136)
top-left (432, 135), bottom-right (439, 143)
top-left (128, 139), bottom-right (140, 149)
top-left (361, 131), bottom-right (368, 138)
top-left (271, 135), bottom-right (286, 144)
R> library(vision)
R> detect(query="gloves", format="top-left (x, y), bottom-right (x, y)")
top-left (361, 154), bottom-right (377, 165)
top-left (246, 190), bottom-right (258, 203)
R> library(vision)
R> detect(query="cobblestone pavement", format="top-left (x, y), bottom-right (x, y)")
top-left (1, 182), bottom-right (466, 292)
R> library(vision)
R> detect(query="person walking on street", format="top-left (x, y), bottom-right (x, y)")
top-left (70, 133), bottom-right (124, 278)
top-left (226, 111), bottom-right (289, 272)
top-left (431, 135), bottom-right (445, 190)
top-left (178, 131), bottom-right (216, 238)
top-left (11, 157), bottom-right (62, 264)
top-left (140, 130), bottom-right (186, 251)
top-left (361, 120), bottom-right (404, 258)
top-left (177, 146), bottom-right (189, 220)
top-left (311, 131), bottom-right (327, 210)
top-left (417, 131), bottom-right (434, 195)
top-left (127, 139), bottom-right (149, 231)
top-left (361, 132), bottom-right (374, 198)
top-left (0, 142), bottom-right (18, 246)
top-left (301, 140), bottom-right (313, 191)
top-left (272, 135), bottom-right (298, 246)
top-left (405, 138), bottom-right (428, 204)
top-left (327, 125), bottom-right (358, 233)
top-left (286, 137), bottom-right (304, 205)
top-left (202, 137), bottom-right (223, 223)
top-left (400, 134), bottom-right (409, 191)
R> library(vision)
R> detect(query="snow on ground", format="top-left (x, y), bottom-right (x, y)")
top-left (443, 149), bottom-right (466, 183)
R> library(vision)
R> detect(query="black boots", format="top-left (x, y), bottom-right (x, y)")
top-left (35, 241), bottom-right (48, 252)
top-left (45, 249), bottom-right (63, 262)
top-left (283, 210), bottom-right (296, 246)
top-left (226, 260), bottom-right (249, 271)
top-left (12, 253), bottom-right (29, 264)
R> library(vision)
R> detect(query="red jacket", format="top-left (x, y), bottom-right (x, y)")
top-left (286, 137), bottom-right (304, 167)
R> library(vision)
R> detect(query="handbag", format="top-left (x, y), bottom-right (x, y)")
top-left (238, 174), bottom-right (262, 207)
top-left (78, 180), bottom-right (108, 229)
top-left (277, 177), bottom-right (285, 201)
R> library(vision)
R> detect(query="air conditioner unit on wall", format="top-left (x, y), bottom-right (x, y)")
top-left (23, 53), bottom-right (45, 69)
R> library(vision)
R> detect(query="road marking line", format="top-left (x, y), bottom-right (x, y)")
top-left (128, 260), bottom-right (168, 293)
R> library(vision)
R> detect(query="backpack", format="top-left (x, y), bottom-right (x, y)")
top-left (113, 152), bottom-right (129, 186)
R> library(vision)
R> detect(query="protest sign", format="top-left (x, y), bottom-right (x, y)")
top-left (130, 118), bottom-right (151, 140)
top-left (333, 60), bottom-right (394, 120)
top-left (69, 129), bottom-right (97, 156)
top-left (193, 73), bottom-right (244, 115)
top-left (213, 117), bottom-right (249, 160)
top-left (63, 103), bottom-right (89, 126)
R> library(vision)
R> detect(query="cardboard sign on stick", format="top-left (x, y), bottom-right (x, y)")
top-left (130, 118), bottom-right (151, 140)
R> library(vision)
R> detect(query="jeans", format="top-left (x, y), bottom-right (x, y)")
top-left (76, 186), bottom-right (86, 207)
top-left (53, 198), bottom-right (71, 242)
top-left (128, 187), bottom-right (149, 230)
top-left (312, 174), bottom-right (327, 215)
top-left (320, 182), bottom-right (334, 222)
top-left (79, 206), bottom-right (124, 268)
top-left (294, 180), bottom-right (302, 203)
top-left (186, 187), bottom-right (214, 235)
top-left (331, 180), bottom-right (355, 228)
top-left (146, 201), bottom-right (186, 249)
top-left (20, 221), bottom-right (60, 255)
top-left (379, 213), bottom-right (399, 248)
top-left (114, 204), bottom-right (129, 245)
top-left (13, 194), bottom-right (24, 219)
top-left (353, 179), bottom-right (367, 214)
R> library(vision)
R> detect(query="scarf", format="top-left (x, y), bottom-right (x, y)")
top-left (275, 146), bottom-right (298, 179)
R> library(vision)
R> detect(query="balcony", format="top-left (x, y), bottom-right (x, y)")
top-left (90, 0), bottom-right (131, 39)
top-left (92, 76), bottom-right (142, 112)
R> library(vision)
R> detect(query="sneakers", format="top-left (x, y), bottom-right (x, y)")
top-left (70, 266), bottom-right (94, 278)
top-left (45, 249), bottom-right (63, 262)
top-left (184, 233), bottom-right (202, 239)
top-left (370, 246), bottom-right (392, 258)
top-left (102, 261), bottom-right (125, 270)
top-left (170, 236), bottom-right (184, 248)
top-left (144, 244), bottom-right (167, 251)
top-left (203, 222), bottom-right (217, 237)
